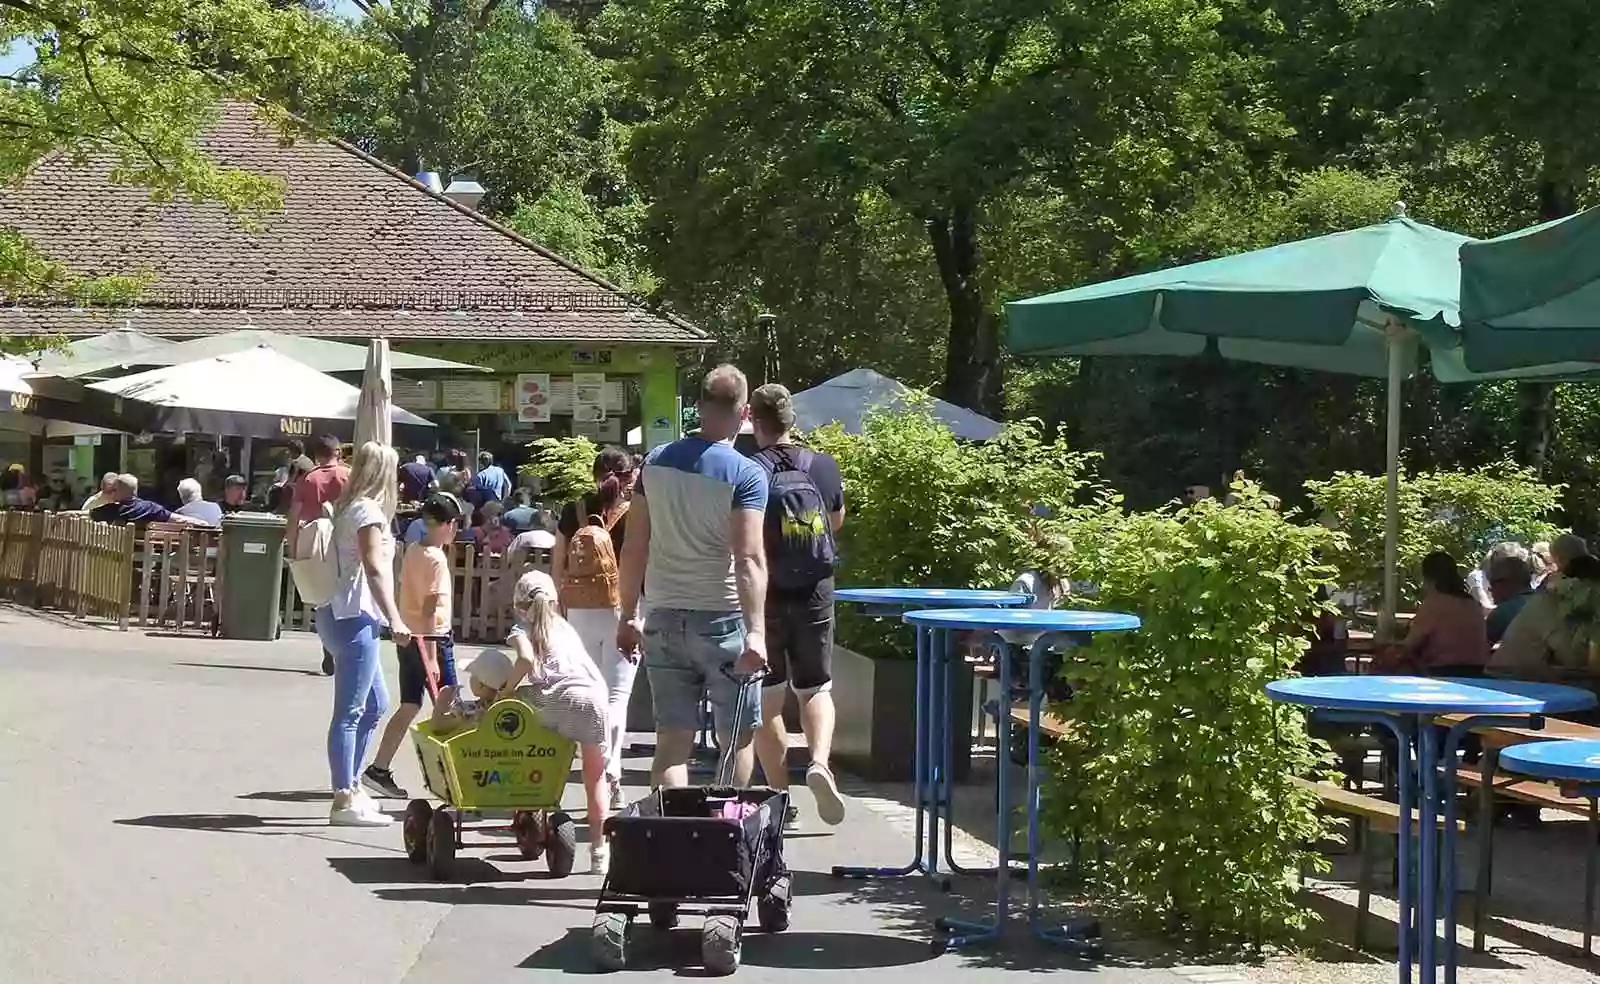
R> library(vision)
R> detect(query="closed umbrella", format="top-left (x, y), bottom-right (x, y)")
top-left (1459, 205), bottom-right (1600, 370)
top-left (354, 338), bottom-right (393, 448)
top-left (1007, 206), bottom-right (1599, 633)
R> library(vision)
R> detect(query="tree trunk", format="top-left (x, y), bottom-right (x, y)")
top-left (928, 206), bottom-right (1002, 417)
top-left (1514, 153), bottom-right (1575, 473)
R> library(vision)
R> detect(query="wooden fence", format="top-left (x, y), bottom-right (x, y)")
top-left (280, 544), bottom-right (551, 643)
top-left (1, 511), bottom-right (548, 641)
top-left (0, 511), bottom-right (135, 626)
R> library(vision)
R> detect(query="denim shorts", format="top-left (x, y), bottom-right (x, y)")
top-left (644, 608), bottom-right (761, 738)
top-left (396, 635), bottom-right (457, 705)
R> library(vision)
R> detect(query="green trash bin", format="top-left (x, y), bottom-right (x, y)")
top-left (220, 511), bottom-right (288, 641)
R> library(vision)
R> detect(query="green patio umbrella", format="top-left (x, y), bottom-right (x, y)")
top-left (1007, 206), bottom-right (1597, 633)
top-left (1459, 205), bottom-right (1600, 371)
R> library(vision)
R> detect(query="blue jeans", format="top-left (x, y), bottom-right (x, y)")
top-left (318, 610), bottom-right (390, 791)
top-left (644, 609), bottom-right (760, 741)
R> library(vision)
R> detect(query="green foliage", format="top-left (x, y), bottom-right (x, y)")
top-left (607, 0), bottom-right (1278, 411)
top-left (1048, 484), bottom-right (1339, 944)
top-left (805, 401), bottom-right (1111, 659)
top-left (1305, 465), bottom-right (1563, 606)
top-left (521, 436), bottom-right (598, 503)
top-left (0, 1), bottom-right (386, 298)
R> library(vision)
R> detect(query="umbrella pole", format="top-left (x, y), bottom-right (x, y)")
top-left (1381, 321), bottom-right (1404, 641)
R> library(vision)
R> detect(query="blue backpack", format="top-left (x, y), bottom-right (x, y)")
top-left (757, 448), bottom-right (837, 590)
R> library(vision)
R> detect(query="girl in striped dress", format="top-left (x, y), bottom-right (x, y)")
top-left (502, 570), bottom-right (612, 873)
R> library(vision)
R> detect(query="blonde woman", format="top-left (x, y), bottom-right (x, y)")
top-left (321, 441), bottom-right (412, 827)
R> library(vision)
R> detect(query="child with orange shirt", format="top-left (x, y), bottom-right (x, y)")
top-left (362, 493), bottom-right (465, 798)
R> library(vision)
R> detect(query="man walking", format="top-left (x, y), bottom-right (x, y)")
top-left (290, 435), bottom-right (349, 676)
top-left (471, 450), bottom-right (512, 504)
top-left (746, 384), bottom-right (846, 826)
top-left (617, 365), bottom-right (769, 789)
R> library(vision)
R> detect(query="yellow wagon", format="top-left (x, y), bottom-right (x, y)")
top-left (403, 698), bottom-right (579, 880)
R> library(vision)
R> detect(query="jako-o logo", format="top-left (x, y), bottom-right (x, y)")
top-left (527, 769), bottom-right (544, 785)
top-left (494, 707), bottom-right (526, 741)
top-left (473, 769), bottom-right (504, 788)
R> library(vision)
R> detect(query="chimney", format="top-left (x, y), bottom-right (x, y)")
top-left (415, 171), bottom-right (444, 194)
top-left (444, 175), bottom-right (486, 211)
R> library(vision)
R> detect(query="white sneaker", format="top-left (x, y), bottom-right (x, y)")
top-left (608, 777), bottom-right (625, 811)
top-left (350, 786), bottom-right (387, 820)
top-left (806, 763), bottom-right (846, 826)
top-left (590, 843), bottom-right (610, 875)
top-left (330, 789), bottom-right (393, 827)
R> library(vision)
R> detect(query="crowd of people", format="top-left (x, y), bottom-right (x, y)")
top-left (302, 365), bottom-right (851, 877)
top-left (1375, 534), bottom-right (1600, 706)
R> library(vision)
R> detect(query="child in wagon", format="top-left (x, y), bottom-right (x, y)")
top-left (433, 570), bottom-right (612, 873)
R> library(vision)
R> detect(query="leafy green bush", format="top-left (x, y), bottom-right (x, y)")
top-left (1049, 484), bottom-right (1339, 944)
top-left (806, 402), bottom-right (1110, 659)
top-left (1305, 464), bottom-right (1562, 605)
top-left (521, 436), bottom-right (598, 504)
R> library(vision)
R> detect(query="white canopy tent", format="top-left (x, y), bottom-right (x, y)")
top-left (49, 327), bottom-right (486, 378)
top-left (89, 346), bottom-right (437, 445)
top-left (790, 368), bottom-right (1004, 440)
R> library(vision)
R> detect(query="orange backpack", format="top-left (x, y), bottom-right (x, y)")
top-left (562, 503), bottom-right (627, 610)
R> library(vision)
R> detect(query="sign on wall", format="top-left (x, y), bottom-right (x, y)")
top-left (515, 373), bottom-right (552, 423)
top-left (439, 379), bottom-right (505, 412)
top-left (393, 379), bottom-right (440, 411)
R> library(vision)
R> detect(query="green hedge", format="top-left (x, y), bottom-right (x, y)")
top-left (1305, 464), bottom-right (1561, 606)
top-left (1049, 484), bottom-right (1338, 943)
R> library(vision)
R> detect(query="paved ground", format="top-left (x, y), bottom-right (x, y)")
top-left (0, 607), bottom-right (1189, 984)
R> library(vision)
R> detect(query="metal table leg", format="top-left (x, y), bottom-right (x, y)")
top-left (1473, 748), bottom-right (1497, 953)
top-left (944, 633), bottom-right (1024, 877)
top-left (934, 634), bottom-right (1015, 950)
top-left (1024, 633), bottom-right (1099, 953)
top-left (833, 622), bottom-right (938, 881)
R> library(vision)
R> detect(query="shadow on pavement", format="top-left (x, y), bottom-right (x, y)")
top-left (376, 884), bottom-right (598, 913)
top-left (328, 854), bottom-right (521, 886)
top-left (519, 925), bottom-right (938, 974)
top-left (117, 812), bottom-right (320, 831)
top-left (239, 790), bottom-right (334, 802)
top-left (174, 661), bottom-right (326, 677)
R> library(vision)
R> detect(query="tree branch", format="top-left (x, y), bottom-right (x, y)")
top-left (0, 115), bottom-right (89, 139)
top-left (79, 46), bottom-right (169, 175)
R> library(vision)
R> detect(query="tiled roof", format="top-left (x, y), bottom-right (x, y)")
top-left (0, 102), bottom-right (705, 346)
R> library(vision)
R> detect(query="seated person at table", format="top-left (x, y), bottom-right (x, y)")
top-left (173, 478), bottom-right (223, 526)
top-left (474, 500), bottom-right (514, 556)
top-left (1376, 551), bottom-right (1488, 676)
top-left (220, 474), bottom-right (250, 515)
top-left (1486, 553), bottom-right (1536, 646)
top-left (91, 474), bottom-right (209, 527)
top-left (502, 487), bottom-right (538, 532)
top-left (1468, 542), bottom-right (1528, 610)
top-left (1489, 553), bottom-right (1600, 699)
top-left (1539, 533), bottom-right (1592, 591)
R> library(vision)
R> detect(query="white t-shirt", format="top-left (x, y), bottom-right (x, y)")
top-left (330, 497), bottom-right (393, 622)
top-left (1001, 571), bottom-right (1056, 646)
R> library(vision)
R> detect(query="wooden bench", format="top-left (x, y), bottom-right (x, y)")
top-left (1293, 776), bottom-right (1463, 948)
top-left (1008, 701), bottom-right (1073, 740)
top-left (1435, 714), bottom-right (1600, 953)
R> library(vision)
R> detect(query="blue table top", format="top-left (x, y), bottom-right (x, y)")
top-left (902, 607), bottom-right (1141, 633)
top-left (1500, 740), bottom-right (1600, 784)
top-left (1266, 676), bottom-right (1598, 716)
top-left (835, 587), bottom-right (1029, 607)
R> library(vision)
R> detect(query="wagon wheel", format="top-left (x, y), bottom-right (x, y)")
top-left (544, 811), bottom-right (578, 878)
top-left (590, 912), bottom-right (629, 971)
top-left (757, 873), bottom-right (792, 933)
top-left (513, 810), bottom-right (545, 861)
top-left (701, 915), bottom-right (743, 975)
top-left (427, 807), bottom-right (457, 881)
top-left (403, 800), bottom-right (433, 864)
top-left (647, 902), bottom-right (679, 931)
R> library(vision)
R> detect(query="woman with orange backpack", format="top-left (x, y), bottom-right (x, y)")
top-left (552, 446), bottom-right (638, 809)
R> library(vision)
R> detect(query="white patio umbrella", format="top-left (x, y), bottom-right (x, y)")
top-left (354, 338), bottom-right (393, 448)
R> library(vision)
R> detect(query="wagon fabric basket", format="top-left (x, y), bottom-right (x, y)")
top-left (605, 786), bottom-right (787, 900)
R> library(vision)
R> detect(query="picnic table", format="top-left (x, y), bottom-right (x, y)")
top-left (1437, 711), bottom-right (1600, 953)
top-left (1268, 675), bottom-right (1595, 984)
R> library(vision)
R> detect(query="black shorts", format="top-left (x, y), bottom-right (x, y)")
top-left (763, 580), bottom-right (834, 694)
top-left (397, 635), bottom-right (457, 705)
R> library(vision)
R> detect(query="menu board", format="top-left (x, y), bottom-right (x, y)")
top-left (548, 378), bottom-right (627, 414)
top-left (515, 373), bottom-right (552, 423)
top-left (393, 379), bottom-right (439, 411)
top-left (439, 378), bottom-right (505, 412)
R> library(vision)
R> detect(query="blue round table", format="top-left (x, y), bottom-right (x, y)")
top-left (830, 588), bottom-right (1029, 886)
top-left (1498, 739), bottom-right (1600, 957)
top-left (1267, 676), bottom-right (1596, 984)
top-left (904, 607), bottom-right (1140, 953)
